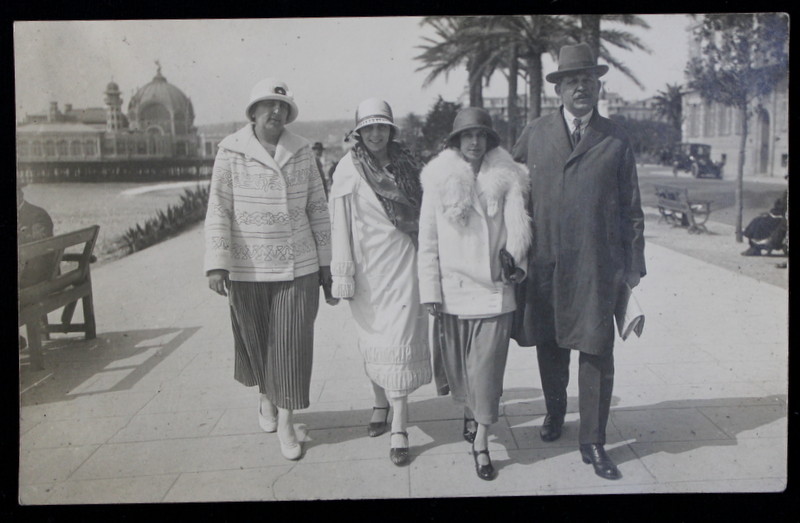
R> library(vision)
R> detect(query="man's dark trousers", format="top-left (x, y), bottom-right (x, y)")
top-left (537, 339), bottom-right (614, 445)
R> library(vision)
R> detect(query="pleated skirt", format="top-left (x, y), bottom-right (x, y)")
top-left (228, 273), bottom-right (319, 410)
top-left (439, 312), bottom-right (512, 425)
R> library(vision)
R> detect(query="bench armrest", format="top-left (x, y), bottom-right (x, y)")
top-left (62, 253), bottom-right (97, 263)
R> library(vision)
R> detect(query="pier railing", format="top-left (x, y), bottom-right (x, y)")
top-left (16, 158), bottom-right (215, 183)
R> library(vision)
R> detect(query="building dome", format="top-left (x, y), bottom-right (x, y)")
top-left (127, 64), bottom-right (195, 135)
top-left (106, 81), bottom-right (120, 92)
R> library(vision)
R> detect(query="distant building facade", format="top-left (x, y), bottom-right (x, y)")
top-left (679, 18), bottom-right (789, 178)
top-left (680, 78), bottom-right (788, 178)
top-left (16, 64), bottom-right (212, 182)
top-left (483, 89), bottom-right (662, 124)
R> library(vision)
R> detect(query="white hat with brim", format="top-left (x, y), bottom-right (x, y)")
top-left (245, 78), bottom-right (299, 124)
top-left (353, 98), bottom-right (400, 134)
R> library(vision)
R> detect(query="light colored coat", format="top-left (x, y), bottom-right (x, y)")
top-left (329, 151), bottom-right (431, 393)
top-left (418, 147), bottom-right (532, 318)
top-left (204, 124), bottom-right (331, 282)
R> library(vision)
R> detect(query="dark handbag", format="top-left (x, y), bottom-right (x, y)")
top-left (499, 248), bottom-right (518, 282)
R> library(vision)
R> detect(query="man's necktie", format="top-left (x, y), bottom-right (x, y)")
top-left (572, 118), bottom-right (582, 147)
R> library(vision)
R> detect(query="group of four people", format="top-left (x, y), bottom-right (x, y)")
top-left (204, 43), bottom-right (646, 482)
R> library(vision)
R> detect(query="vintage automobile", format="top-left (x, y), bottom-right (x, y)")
top-left (671, 143), bottom-right (724, 179)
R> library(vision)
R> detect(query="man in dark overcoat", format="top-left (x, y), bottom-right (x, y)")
top-left (512, 43), bottom-right (646, 480)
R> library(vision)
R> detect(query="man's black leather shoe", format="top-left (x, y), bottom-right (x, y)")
top-left (579, 444), bottom-right (621, 480)
top-left (539, 414), bottom-right (564, 442)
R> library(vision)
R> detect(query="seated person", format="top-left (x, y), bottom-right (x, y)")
top-left (18, 184), bottom-right (55, 287)
top-left (741, 190), bottom-right (788, 256)
top-left (18, 184), bottom-right (55, 350)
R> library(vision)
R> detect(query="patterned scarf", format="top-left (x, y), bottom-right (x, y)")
top-left (351, 140), bottom-right (424, 248)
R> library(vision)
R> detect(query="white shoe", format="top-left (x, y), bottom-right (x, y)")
top-left (277, 431), bottom-right (302, 460)
top-left (258, 401), bottom-right (277, 433)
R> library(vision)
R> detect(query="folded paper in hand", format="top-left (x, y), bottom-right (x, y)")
top-left (615, 283), bottom-right (644, 340)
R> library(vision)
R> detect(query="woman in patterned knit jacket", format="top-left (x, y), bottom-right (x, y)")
top-left (204, 78), bottom-right (332, 461)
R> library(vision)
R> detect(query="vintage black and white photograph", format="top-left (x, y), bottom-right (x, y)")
top-left (14, 13), bottom-right (789, 505)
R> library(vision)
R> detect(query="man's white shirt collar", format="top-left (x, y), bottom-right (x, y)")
top-left (563, 108), bottom-right (593, 133)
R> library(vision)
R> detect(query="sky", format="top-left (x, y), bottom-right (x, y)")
top-left (13, 15), bottom-right (694, 126)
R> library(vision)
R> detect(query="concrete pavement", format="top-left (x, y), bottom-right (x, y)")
top-left (17, 211), bottom-right (788, 503)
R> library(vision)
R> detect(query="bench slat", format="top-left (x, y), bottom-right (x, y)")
top-left (19, 225), bottom-right (99, 261)
top-left (18, 282), bottom-right (92, 326)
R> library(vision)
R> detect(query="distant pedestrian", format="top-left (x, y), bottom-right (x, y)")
top-left (329, 98), bottom-right (431, 466)
top-left (418, 107), bottom-right (531, 481)
top-left (312, 141), bottom-right (332, 196)
top-left (204, 78), bottom-right (332, 461)
top-left (512, 43), bottom-right (646, 480)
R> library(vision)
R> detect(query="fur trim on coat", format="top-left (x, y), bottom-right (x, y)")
top-left (420, 147), bottom-right (532, 263)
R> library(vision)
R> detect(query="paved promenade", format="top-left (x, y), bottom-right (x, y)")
top-left (17, 211), bottom-right (789, 504)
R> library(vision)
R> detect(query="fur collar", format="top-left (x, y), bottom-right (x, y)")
top-left (421, 147), bottom-right (528, 226)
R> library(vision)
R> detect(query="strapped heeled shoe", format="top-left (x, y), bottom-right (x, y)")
top-left (368, 405), bottom-right (390, 437)
top-left (472, 443), bottom-right (496, 481)
top-left (389, 431), bottom-right (409, 466)
top-left (463, 416), bottom-right (477, 443)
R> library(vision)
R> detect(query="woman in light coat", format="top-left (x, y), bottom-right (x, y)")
top-left (329, 98), bottom-right (431, 466)
top-left (205, 78), bottom-right (332, 461)
top-left (418, 107), bottom-right (531, 480)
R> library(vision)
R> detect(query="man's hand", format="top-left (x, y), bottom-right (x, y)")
top-left (624, 271), bottom-right (641, 289)
top-left (208, 269), bottom-right (230, 296)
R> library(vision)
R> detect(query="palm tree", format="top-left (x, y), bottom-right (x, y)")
top-left (574, 14), bottom-right (651, 91)
top-left (495, 15), bottom-right (575, 122)
top-left (652, 83), bottom-right (684, 133)
top-left (416, 16), bottom-right (495, 107)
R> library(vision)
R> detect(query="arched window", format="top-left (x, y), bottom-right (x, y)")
top-left (44, 140), bottom-right (55, 156)
top-left (32, 141), bottom-right (43, 156)
top-left (57, 140), bottom-right (68, 156)
top-left (71, 141), bottom-right (82, 156)
top-left (84, 140), bottom-right (96, 156)
top-left (17, 141), bottom-right (29, 158)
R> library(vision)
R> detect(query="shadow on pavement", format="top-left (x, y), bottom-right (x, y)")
top-left (296, 389), bottom-right (785, 472)
top-left (19, 326), bottom-right (201, 405)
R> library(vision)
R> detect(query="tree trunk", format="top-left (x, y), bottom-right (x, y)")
top-left (735, 105), bottom-right (748, 242)
top-left (507, 44), bottom-right (519, 148)
top-left (467, 58), bottom-right (484, 108)
top-left (526, 52), bottom-right (544, 122)
top-left (581, 15), bottom-right (601, 59)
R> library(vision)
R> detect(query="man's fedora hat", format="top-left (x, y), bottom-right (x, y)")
top-left (545, 43), bottom-right (609, 83)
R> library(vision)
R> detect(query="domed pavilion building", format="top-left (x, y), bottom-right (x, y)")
top-left (16, 63), bottom-right (212, 182)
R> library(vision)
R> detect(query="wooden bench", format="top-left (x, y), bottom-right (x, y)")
top-left (18, 225), bottom-right (100, 370)
top-left (654, 184), bottom-right (713, 234)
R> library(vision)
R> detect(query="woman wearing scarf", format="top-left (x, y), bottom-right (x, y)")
top-left (329, 98), bottom-right (431, 466)
top-left (418, 107), bottom-right (531, 480)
